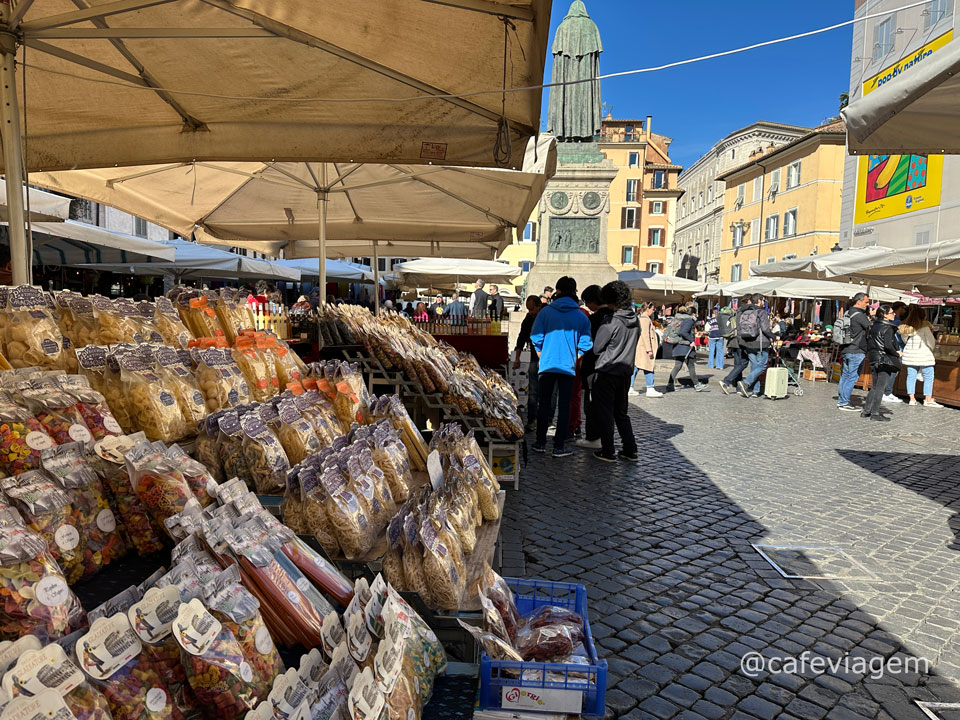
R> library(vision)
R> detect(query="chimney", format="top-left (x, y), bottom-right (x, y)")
top-left (645, 115), bottom-right (652, 137)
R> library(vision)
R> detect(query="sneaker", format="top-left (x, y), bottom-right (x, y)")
top-left (575, 438), bottom-right (602, 449)
top-left (694, 382), bottom-right (710, 393)
top-left (569, 428), bottom-right (582, 440)
top-left (645, 388), bottom-right (664, 398)
top-left (628, 389), bottom-right (640, 397)
top-left (718, 381), bottom-right (732, 395)
top-left (736, 381), bottom-right (749, 398)
top-left (663, 384), bottom-right (675, 393)
top-left (838, 404), bottom-right (860, 412)
top-left (908, 399), bottom-right (919, 406)
top-left (592, 450), bottom-right (616, 463)
top-left (532, 443), bottom-right (547, 453)
top-left (617, 450), bottom-right (638, 462)
top-left (870, 414), bottom-right (891, 422)
top-left (749, 392), bottom-right (761, 398)
top-left (882, 394), bottom-right (903, 404)
top-left (924, 400), bottom-right (944, 408)
top-left (552, 445), bottom-right (573, 458)
top-left (860, 411), bottom-right (871, 418)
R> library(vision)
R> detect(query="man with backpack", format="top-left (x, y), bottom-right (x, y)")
top-left (735, 294), bottom-right (778, 398)
top-left (836, 292), bottom-right (872, 411)
top-left (718, 303), bottom-right (748, 395)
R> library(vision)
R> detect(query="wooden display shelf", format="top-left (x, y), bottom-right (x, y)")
top-left (893, 359), bottom-right (960, 407)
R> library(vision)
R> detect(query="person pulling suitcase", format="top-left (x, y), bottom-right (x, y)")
top-left (736, 294), bottom-right (779, 398)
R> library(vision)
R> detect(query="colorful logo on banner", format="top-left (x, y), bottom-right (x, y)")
top-left (854, 31), bottom-right (951, 225)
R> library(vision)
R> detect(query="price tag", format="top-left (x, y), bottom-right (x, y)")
top-left (426, 450), bottom-right (443, 491)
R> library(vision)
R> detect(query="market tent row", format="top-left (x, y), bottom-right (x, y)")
top-left (71, 237), bottom-right (299, 282)
top-left (0, 1), bottom-right (553, 284)
top-left (392, 258), bottom-right (521, 290)
top-left (1, 219), bottom-right (176, 266)
top-left (698, 276), bottom-right (912, 302)
top-left (618, 270), bottom-right (719, 303)
top-left (273, 258), bottom-right (378, 284)
top-left (754, 240), bottom-right (960, 296)
top-left (842, 36), bottom-right (960, 155)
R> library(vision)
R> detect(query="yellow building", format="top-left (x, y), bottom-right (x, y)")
top-left (718, 120), bottom-right (845, 283)
top-left (497, 224), bottom-right (537, 295)
top-left (598, 116), bottom-right (683, 273)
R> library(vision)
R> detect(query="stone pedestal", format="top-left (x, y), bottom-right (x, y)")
top-left (525, 142), bottom-right (618, 297)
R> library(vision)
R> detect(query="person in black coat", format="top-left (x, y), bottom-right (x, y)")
top-left (665, 304), bottom-right (708, 392)
top-left (861, 304), bottom-right (902, 421)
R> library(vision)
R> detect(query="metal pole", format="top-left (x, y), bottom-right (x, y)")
top-left (372, 240), bottom-right (380, 314)
top-left (317, 164), bottom-right (327, 304)
top-left (0, 32), bottom-right (29, 285)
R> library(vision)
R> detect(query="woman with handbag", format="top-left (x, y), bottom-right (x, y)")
top-left (898, 306), bottom-right (942, 407)
top-left (861, 304), bottom-right (902, 421)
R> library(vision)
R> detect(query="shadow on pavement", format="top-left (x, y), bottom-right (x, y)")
top-left (504, 405), bottom-right (960, 720)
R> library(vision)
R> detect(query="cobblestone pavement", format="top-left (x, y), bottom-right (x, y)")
top-left (502, 365), bottom-right (960, 720)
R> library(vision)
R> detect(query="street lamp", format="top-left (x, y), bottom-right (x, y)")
top-left (729, 219), bottom-right (746, 249)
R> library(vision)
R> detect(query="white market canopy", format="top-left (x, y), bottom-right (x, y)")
top-left (4, 219), bottom-right (176, 266)
top-left (843, 38), bottom-right (960, 154)
top-left (750, 247), bottom-right (899, 281)
top-left (618, 270), bottom-right (718, 303)
top-left (699, 276), bottom-right (910, 302)
top-left (273, 258), bottom-right (377, 284)
top-left (32, 136), bottom-right (557, 262)
top-left (72, 237), bottom-right (298, 281)
top-left (0, 180), bottom-right (70, 223)
top-left (393, 258), bottom-right (521, 289)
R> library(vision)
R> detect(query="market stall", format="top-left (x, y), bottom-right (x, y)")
top-left (619, 270), bottom-right (718, 303)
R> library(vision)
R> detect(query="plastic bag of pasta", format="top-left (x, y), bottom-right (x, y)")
top-left (155, 348), bottom-right (206, 433)
top-left (92, 435), bottom-right (167, 556)
top-left (238, 414), bottom-right (289, 495)
top-left (126, 444), bottom-right (193, 534)
top-left (101, 349), bottom-right (138, 435)
top-left (272, 400), bottom-right (320, 466)
top-left (0, 393), bottom-right (56, 477)
top-left (3, 285), bottom-right (64, 370)
top-left (463, 453), bottom-right (499, 522)
top-left (56, 376), bottom-right (122, 442)
top-left (0, 525), bottom-right (85, 642)
top-left (42, 443), bottom-right (126, 577)
top-left (75, 613), bottom-right (184, 720)
top-left (202, 566), bottom-right (283, 704)
top-left (293, 394), bottom-right (341, 448)
top-left (193, 414), bottom-right (224, 485)
top-left (192, 350), bottom-right (233, 414)
top-left (369, 432), bottom-right (411, 504)
top-left (119, 354), bottom-right (186, 443)
top-left (128, 585), bottom-right (199, 720)
top-left (149, 298), bottom-right (188, 349)
top-left (75, 345), bottom-right (108, 397)
top-left (320, 468), bottom-right (377, 561)
top-left (300, 468), bottom-right (341, 558)
top-left (280, 535), bottom-right (354, 609)
top-left (231, 347), bottom-right (272, 403)
top-left (0, 471), bottom-right (85, 584)
top-left (182, 294), bottom-right (225, 341)
top-left (374, 624), bottom-right (423, 720)
top-left (3, 644), bottom-right (112, 720)
top-left (20, 388), bottom-right (93, 447)
top-left (417, 518), bottom-right (464, 611)
top-left (269, 345), bottom-right (304, 390)
top-left (65, 296), bottom-right (102, 350)
top-left (381, 589), bottom-right (445, 708)
top-left (329, 364), bottom-right (369, 428)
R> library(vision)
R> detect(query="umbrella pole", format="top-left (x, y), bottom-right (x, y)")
top-left (372, 240), bottom-right (380, 314)
top-left (0, 38), bottom-right (28, 285)
top-left (317, 165), bottom-right (328, 307)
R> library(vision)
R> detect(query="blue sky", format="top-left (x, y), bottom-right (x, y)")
top-left (540, 0), bottom-right (855, 168)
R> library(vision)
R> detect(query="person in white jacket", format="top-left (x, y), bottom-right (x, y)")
top-left (898, 306), bottom-right (942, 407)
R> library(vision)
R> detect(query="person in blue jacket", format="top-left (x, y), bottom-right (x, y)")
top-left (530, 276), bottom-right (593, 457)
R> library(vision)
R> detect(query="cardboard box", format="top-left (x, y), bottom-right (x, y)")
top-left (803, 368), bottom-right (827, 382)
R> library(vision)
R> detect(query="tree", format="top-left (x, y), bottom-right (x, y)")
top-left (839, 92), bottom-right (849, 111)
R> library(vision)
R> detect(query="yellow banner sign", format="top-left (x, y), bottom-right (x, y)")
top-left (862, 30), bottom-right (953, 96)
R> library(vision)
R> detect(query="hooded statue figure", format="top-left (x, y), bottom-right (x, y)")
top-left (546, 1), bottom-right (603, 142)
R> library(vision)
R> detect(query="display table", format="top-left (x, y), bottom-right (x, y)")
top-left (893, 360), bottom-right (960, 407)
top-left (433, 333), bottom-right (508, 368)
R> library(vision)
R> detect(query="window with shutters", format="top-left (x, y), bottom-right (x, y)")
top-left (622, 246), bottom-right (635, 264)
top-left (651, 201), bottom-right (664, 215)
top-left (731, 263), bottom-right (742, 282)
top-left (522, 222), bottom-right (536, 242)
top-left (134, 217), bottom-right (148, 238)
top-left (521, 261), bottom-right (532, 272)
top-left (925, 0), bottom-right (952, 30)
top-left (707, 186), bottom-right (713, 204)
top-left (753, 177), bottom-right (763, 202)
top-left (786, 161), bottom-right (801, 189)
top-left (622, 207), bottom-right (637, 229)
top-left (653, 170), bottom-right (666, 189)
top-left (646, 262), bottom-right (661, 273)
top-left (770, 167), bottom-right (781, 192)
top-left (750, 218), bottom-right (760, 243)
top-left (766, 256), bottom-right (777, 264)
top-left (736, 183), bottom-right (745, 205)
top-left (732, 225), bottom-right (744, 249)
top-left (626, 179), bottom-right (638, 202)
top-left (765, 215), bottom-right (779, 240)
top-left (649, 228), bottom-right (663, 246)
top-left (783, 208), bottom-right (798, 237)
top-left (873, 16), bottom-right (894, 60)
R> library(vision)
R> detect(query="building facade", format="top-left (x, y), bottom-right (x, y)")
top-left (671, 122), bottom-right (809, 281)
top-left (597, 116), bottom-right (682, 274)
top-left (840, 0), bottom-right (957, 249)
top-left (717, 122), bottom-right (846, 283)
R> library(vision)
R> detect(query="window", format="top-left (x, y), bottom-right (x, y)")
top-left (786, 161), bottom-right (801, 189)
top-left (626, 179), bottom-right (638, 202)
top-left (698, 192), bottom-right (703, 209)
top-left (649, 228), bottom-right (664, 246)
top-left (924, 0), bottom-right (951, 30)
top-left (873, 16), bottom-right (894, 60)
top-left (522, 222), bottom-right (536, 242)
top-left (783, 208), bottom-right (798, 237)
top-left (651, 201), bottom-right (665, 215)
top-left (750, 218), bottom-right (760, 242)
top-left (770, 168), bottom-right (781, 192)
top-left (752, 177), bottom-right (763, 202)
top-left (521, 261), bottom-right (532, 272)
top-left (681, 201), bottom-right (686, 217)
top-left (628, 152), bottom-right (640, 168)
top-left (736, 183), bottom-right (745, 205)
top-left (916, 228), bottom-right (932, 245)
top-left (766, 257), bottom-right (777, 264)
top-left (653, 170), bottom-right (666, 189)
top-left (731, 263), bottom-right (742, 282)
top-left (749, 259), bottom-right (759, 273)
top-left (707, 186), bottom-right (713, 204)
top-left (646, 262), bottom-right (661, 273)
top-left (621, 246), bottom-right (635, 265)
top-left (732, 225), bottom-right (744, 248)
top-left (622, 207), bottom-right (637, 229)
top-left (134, 217), bottom-right (147, 238)
top-left (765, 215), bottom-right (779, 240)
top-left (731, 149), bottom-right (736, 160)
top-left (378, 258), bottom-right (387, 272)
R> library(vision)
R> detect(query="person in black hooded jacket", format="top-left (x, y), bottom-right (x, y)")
top-left (861, 304), bottom-right (902, 421)
top-left (590, 281), bottom-right (640, 463)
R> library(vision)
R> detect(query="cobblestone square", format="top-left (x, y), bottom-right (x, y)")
top-left (503, 366), bottom-right (960, 719)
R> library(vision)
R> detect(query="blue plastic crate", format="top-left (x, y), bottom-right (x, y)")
top-left (476, 577), bottom-right (607, 717)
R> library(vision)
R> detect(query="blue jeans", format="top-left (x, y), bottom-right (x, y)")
top-left (838, 352), bottom-right (865, 407)
top-left (644, 370), bottom-right (655, 388)
top-left (743, 349), bottom-right (769, 393)
top-left (707, 338), bottom-right (725, 368)
top-left (631, 366), bottom-right (640, 388)
top-left (906, 366), bottom-right (934, 397)
top-left (884, 371), bottom-right (897, 395)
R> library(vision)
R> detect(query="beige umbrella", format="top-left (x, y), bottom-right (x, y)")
top-left (0, 0), bottom-right (552, 282)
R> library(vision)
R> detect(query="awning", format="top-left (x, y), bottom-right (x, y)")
top-left (750, 247), bottom-right (899, 280)
top-left (699, 276), bottom-right (910, 302)
top-left (1, 219), bottom-right (176, 266)
top-left (273, 258), bottom-right (376, 283)
top-left (32, 135), bottom-right (557, 261)
top-left (72, 237), bottom-right (298, 281)
top-left (0, 180), bottom-right (71, 223)
top-left (618, 270), bottom-right (718, 303)
top-left (393, 258), bottom-right (521, 289)
top-left (843, 39), bottom-right (960, 154)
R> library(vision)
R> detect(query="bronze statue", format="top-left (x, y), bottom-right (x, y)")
top-left (546, 1), bottom-right (603, 143)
